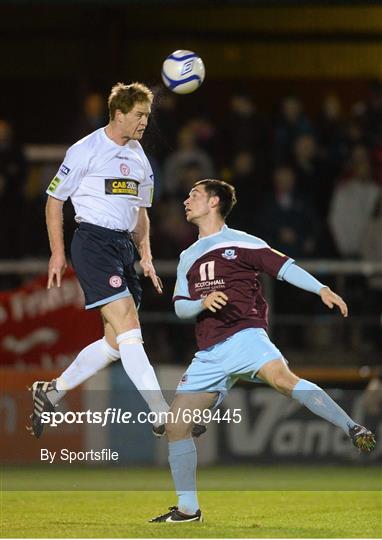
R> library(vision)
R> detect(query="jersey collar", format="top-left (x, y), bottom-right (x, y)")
top-left (101, 127), bottom-right (136, 149)
top-left (198, 224), bottom-right (228, 240)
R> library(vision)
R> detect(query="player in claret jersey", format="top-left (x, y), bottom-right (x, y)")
top-left (150, 179), bottom-right (376, 524)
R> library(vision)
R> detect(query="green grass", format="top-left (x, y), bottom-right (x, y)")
top-left (1, 467), bottom-right (381, 538)
top-left (2, 464), bottom-right (381, 491)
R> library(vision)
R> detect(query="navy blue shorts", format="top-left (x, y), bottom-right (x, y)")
top-left (71, 222), bottom-right (142, 310)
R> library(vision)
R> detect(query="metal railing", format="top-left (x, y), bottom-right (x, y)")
top-left (1, 258), bottom-right (381, 277)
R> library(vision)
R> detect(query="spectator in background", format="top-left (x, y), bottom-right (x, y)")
top-left (292, 133), bottom-right (330, 217)
top-left (363, 372), bottom-right (382, 416)
top-left (360, 194), bottom-right (382, 284)
top-left (273, 95), bottom-right (312, 164)
top-left (221, 92), bottom-right (270, 171)
top-left (338, 144), bottom-right (371, 186)
top-left (365, 80), bottom-right (382, 145)
top-left (0, 118), bottom-right (27, 260)
top-left (177, 160), bottom-right (206, 196)
top-left (329, 152), bottom-right (381, 258)
top-left (317, 94), bottom-right (347, 180)
top-left (256, 165), bottom-right (320, 259)
top-left (230, 150), bottom-right (259, 194)
top-left (370, 134), bottom-right (382, 187)
top-left (152, 196), bottom-right (196, 259)
top-left (188, 117), bottom-right (219, 164)
top-left (228, 150), bottom-right (267, 232)
top-left (352, 80), bottom-right (382, 147)
top-left (256, 165), bottom-right (323, 345)
top-left (162, 124), bottom-right (214, 195)
top-left (72, 92), bottom-right (108, 140)
top-left (364, 82), bottom-right (382, 193)
top-left (360, 195), bottom-right (382, 352)
top-left (219, 92), bottom-right (271, 176)
top-left (343, 118), bottom-right (367, 153)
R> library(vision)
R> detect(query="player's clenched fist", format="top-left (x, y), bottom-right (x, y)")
top-left (202, 291), bottom-right (228, 313)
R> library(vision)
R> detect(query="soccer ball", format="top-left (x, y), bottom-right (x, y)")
top-left (161, 50), bottom-right (205, 94)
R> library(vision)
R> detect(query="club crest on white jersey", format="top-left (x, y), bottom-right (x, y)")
top-left (47, 127), bottom-right (154, 231)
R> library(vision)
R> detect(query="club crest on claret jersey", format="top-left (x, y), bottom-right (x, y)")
top-left (222, 249), bottom-right (237, 260)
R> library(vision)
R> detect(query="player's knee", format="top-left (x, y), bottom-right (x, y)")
top-left (116, 329), bottom-right (144, 350)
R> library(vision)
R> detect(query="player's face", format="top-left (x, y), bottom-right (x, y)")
top-left (119, 102), bottom-right (151, 141)
top-left (184, 186), bottom-right (212, 223)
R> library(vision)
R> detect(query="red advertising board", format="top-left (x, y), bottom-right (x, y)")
top-left (0, 369), bottom-right (84, 464)
top-left (0, 268), bottom-right (102, 367)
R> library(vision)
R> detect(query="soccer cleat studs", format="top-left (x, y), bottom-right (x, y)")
top-left (349, 424), bottom-right (376, 453)
top-left (28, 381), bottom-right (56, 438)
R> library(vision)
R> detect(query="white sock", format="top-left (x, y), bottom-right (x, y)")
top-left (117, 329), bottom-right (170, 426)
top-left (55, 338), bottom-right (120, 397)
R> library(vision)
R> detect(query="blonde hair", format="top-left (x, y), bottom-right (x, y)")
top-left (108, 82), bottom-right (153, 120)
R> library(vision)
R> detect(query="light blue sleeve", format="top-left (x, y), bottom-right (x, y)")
top-left (174, 299), bottom-right (204, 319)
top-left (172, 255), bottom-right (191, 301)
top-left (281, 263), bottom-right (326, 295)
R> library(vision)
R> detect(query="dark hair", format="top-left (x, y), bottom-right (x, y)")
top-left (194, 179), bottom-right (237, 219)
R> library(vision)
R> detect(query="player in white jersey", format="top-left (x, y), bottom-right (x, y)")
top-left (29, 82), bottom-right (204, 439)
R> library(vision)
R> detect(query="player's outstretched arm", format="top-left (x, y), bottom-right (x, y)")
top-left (280, 263), bottom-right (348, 317)
top-left (46, 195), bottom-right (67, 289)
top-left (319, 286), bottom-right (348, 317)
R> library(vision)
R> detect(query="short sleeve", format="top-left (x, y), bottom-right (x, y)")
top-left (245, 244), bottom-right (294, 279)
top-left (46, 144), bottom-right (90, 201)
top-left (172, 255), bottom-right (190, 301)
top-left (138, 156), bottom-right (154, 208)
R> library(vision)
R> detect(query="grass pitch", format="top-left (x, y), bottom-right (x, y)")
top-left (1, 466), bottom-right (381, 538)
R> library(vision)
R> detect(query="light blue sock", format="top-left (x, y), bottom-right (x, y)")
top-left (292, 379), bottom-right (356, 434)
top-left (168, 438), bottom-right (199, 515)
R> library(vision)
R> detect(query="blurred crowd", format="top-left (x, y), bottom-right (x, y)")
top-left (1, 82), bottom-right (381, 264)
top-left (1, 82), bottom-right (381, 357)
top-left (147, 84), bottom-right (382, 265)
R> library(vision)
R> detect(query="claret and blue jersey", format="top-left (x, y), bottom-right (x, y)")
top-left (173, 225), bottom-right (294, 350)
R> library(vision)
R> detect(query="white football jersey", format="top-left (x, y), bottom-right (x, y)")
top-left (46, 128), bottom-right (154, 231)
